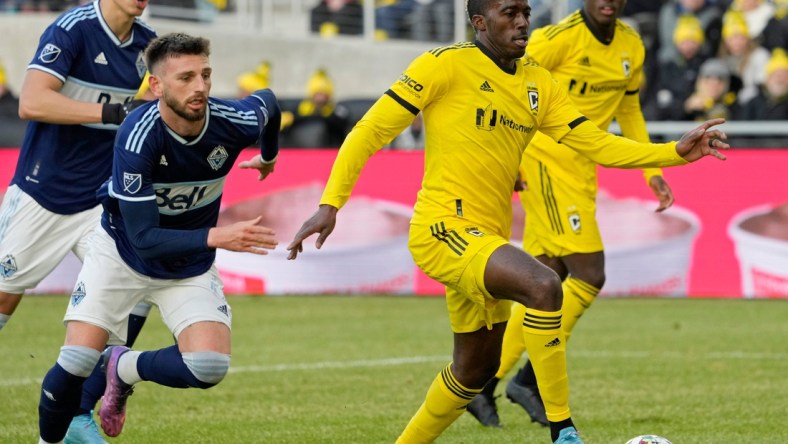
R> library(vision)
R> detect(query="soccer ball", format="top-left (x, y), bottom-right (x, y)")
top-left (625, 436), bottom-right (673, 444)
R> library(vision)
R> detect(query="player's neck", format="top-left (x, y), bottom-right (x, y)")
top-left (158, 103), bottom-right (206, 139)
top-left (99, 0), bottom-right (137, 42)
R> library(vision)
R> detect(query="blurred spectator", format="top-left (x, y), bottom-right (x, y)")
top-left (728, 0), bottom-right (775, 40)
top-left (375, 0), bottom-right (417, 40)
top-left (761, 0), bottom-right (788, 51)
top-left (409, 0), bottom-right (454, 42)
top-left (683, 57), bottom-right (740, 120)
top-left (389, 112), bottom-right (425, 150)
top-left (236, 61), bottom-right (270, 97)
top-left (9, 0), bottom-right (77, 12)
top-left (310, 0), bottom-right (364, 37)
top-left (0, 60), bottom-right (26, 148)
top-left (651, 15), bottom-right (712, 120)
top-left (280, 69), bottom-right (351, 148)
top-left (718, 9), bottom-right (771, 103)
top-left (737, 48), bottom-right (788, 119)
top-left (658, 0), bottom-right (723, 65)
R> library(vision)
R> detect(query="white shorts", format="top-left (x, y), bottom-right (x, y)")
top-left (0, 185), bottom-right (101, 294)
top-left (65, 228), bottom-right (232, 345)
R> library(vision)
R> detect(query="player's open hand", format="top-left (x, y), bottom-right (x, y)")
top-left (208, 216), bottom-right (277, 254)
top-left (675, 118), bottom-right (730, 162)
top-left (239, 155), bottom-right (276, 181)
top-left (286, 205), bottom-right (338, 260)
top-left (648, 176), bottom-right (674, 212)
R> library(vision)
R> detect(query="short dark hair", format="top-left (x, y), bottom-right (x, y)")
top-left (144, 33), bottom-right (211, 74)
top-left (466, 0), bottom-right (494, 23)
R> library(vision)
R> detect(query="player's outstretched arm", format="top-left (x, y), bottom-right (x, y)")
top-left (207, 216), bottom-right (277, 255)
top-left (286, 204), bottom-right (338, 260)
top-left (675, 118), bottom-right (730, 162)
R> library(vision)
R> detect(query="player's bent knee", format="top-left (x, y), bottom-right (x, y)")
top-left (182, 351), bottom-right (231, 388)
top-left (57, 345), bottom-right (102, 377)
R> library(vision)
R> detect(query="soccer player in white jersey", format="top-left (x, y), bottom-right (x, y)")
top-left (0, 1), bottom-right (156, 442)
top-left (35, 32), bottom-right (282, 443)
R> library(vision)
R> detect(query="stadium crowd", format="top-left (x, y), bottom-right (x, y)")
top-left (0, 0), bottom-right (785, 149)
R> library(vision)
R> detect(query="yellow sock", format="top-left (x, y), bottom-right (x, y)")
top-left (396, 364), bottom-right (480, 444)
top-left (562, 277), bottom-right (600, 341)
top-left (522, 307), bottom-right (571, 422)
top-left (496, 301), bottom-right (527, 379)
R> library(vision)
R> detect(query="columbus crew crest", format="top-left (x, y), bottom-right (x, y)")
top-left (527, 83), bottom-right (539, 116)
top-left (622, 58), bottom-right (631, 78)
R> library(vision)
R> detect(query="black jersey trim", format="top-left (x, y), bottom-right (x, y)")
top-left (384, 90), bottom-right (420, 116)
top-left (568, 116), bottom-right (589, 129)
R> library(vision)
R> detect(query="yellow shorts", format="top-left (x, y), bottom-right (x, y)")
top-left (519, 147), bottom-right (603, 257)
top-left (409, 219), bottom-right (512, 333)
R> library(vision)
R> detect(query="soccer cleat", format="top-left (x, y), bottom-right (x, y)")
top-left (98, 346), bottom-right (134, 437)
top-left (505, 377), bottom-right (548, 426)
top-left (466, 393), bottom-right (502, 428)
top-left (554, 426), bottom-right (584, 444)
top-left (64, 411), bottom-right (108, 444)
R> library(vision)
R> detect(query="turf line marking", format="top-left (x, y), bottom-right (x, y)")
top-left (4, 350), bottom-right (786, 387)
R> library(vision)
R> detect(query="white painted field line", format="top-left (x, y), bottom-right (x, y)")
top-left (3, 350), bottom-right (785, 387)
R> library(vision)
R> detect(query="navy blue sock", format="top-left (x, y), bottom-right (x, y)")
top-left (75, 313), bottom-right (149, 415)
top-left (39, 364), bottom-right (87, 443)
top-left (137, 344), bottom-right (206, 388)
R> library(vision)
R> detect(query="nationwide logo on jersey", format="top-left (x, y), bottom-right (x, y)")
top-left (480, 81), bottom-right (494, 93)
top-left (160, 155), bottom-right (168, 166)
top-left (622, 58), bottom-right (631, 78)
top-left (475, 104), bottom-right (497, 131)
top-left (123, 172), bottom-right (142, 194)
top-left (136, 51), bottom-right (146, 78)
top-left (208, 146), bottom-right (229, 170)
top-left (38, 43), bottom-right (61, 64)
top-left (579, 56), bottom-right (591, 67)
top-left (0, 254), bottom-right (18, 279)
top-left (94, 52), bottom-right (108, 65)
top-left (71, 281), bottom-right (86, 307)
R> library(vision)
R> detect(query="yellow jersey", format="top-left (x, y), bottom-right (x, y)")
top-left (524, 9), bottom-right (661, 185)
top-left (320, 42), bottom-right (683, 238)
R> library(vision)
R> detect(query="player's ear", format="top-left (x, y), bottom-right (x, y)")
top-left (148, 74), bottom-right (163, 98)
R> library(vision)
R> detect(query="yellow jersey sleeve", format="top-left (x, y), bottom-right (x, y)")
top-left (320, 51), bottom-right (447, 209)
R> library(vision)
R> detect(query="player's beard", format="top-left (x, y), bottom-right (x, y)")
top-left (164, 91), bottom-right (206, 122)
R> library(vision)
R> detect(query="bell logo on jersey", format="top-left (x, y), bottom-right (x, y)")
top-left (39, 43), bottom-right (61, 64)
top-left (156, 185), bottom-right (208, 212)
top-left (0, 254), bottom-right (18, 279)
top-left (208, 146), bottom-right (229, 171)
top-left (71, 282), bottom-right (86, 307)
top-left (123, 172), bottom-right (142, 194)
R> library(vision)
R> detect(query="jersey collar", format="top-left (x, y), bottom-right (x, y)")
top-left (94, 0), bottom-right (136, 48)
top-left (474, 40), bottom-right (518, 75)
top-left (580, 8), bottom-right (616, 46)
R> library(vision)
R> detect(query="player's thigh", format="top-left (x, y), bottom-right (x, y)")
top-left (0, 186), bottom-right (99, 293)
top-left (409, 220), bottom-right (511, 333)
top-left (65, 228), bottom-right (148, 345)
top-left (149, 265), bottom-right (232, 347)
top-left (520, 156), bottom-right (602, 257)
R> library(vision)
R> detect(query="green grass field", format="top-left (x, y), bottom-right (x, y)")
top-left (1, 295), bottom-right (786, 443)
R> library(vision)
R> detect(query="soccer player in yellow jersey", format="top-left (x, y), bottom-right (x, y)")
top-left (287, 1), bottom-right (729, 443)
top-left (466, 0), bottom-right (677, 429)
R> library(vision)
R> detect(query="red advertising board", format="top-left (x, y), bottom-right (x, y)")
top-left (1, 148), bottom-right (785, 298)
